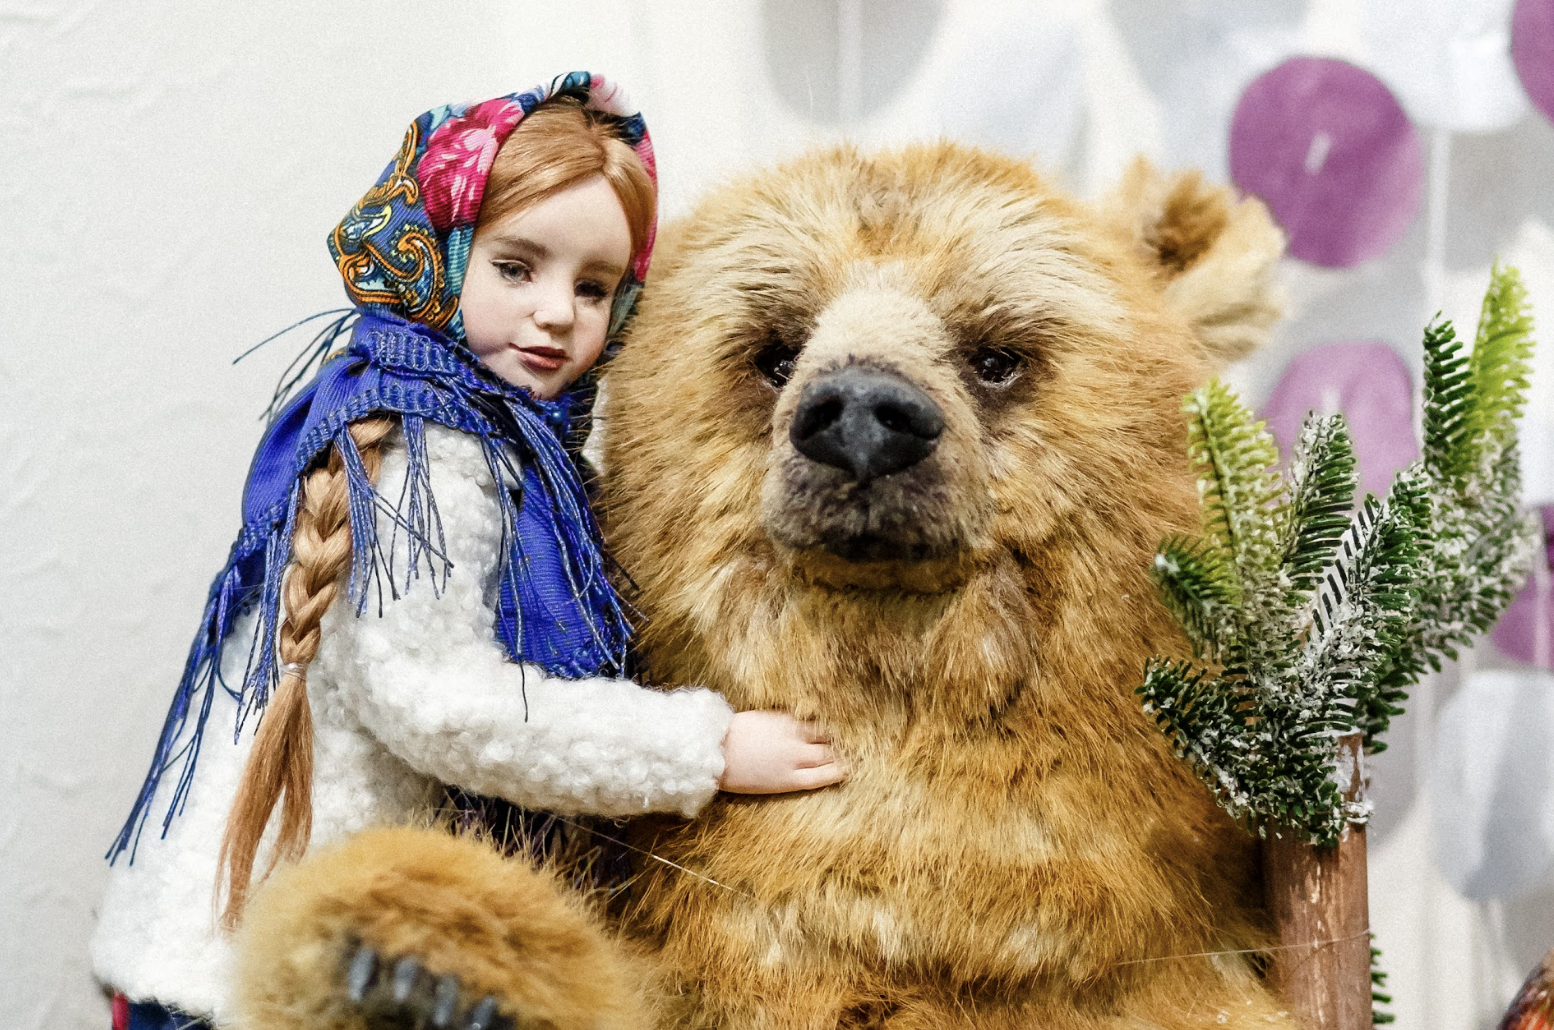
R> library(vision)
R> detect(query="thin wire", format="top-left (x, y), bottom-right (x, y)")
top-left (231, 308), bottom-right (354, 364)
top-left (837, 0), bottom-right (862, 129)
top-left (560, 811), bottom-right (1366, 972)
top-left (547, 814), bottom-right (754, 900)
top-left (549, 813), bottom-right (1381, 996)
top-left (1112, 926), bottom-right (1373, 967)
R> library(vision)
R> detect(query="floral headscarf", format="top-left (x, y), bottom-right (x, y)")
top-left (328, 70), bottom-right (657, 346)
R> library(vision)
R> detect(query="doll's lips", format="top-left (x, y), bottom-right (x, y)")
top-left (517, 346), bottom-right (568, 372)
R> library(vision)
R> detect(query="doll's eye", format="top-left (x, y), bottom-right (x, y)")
top-left (969, 347), bottom-right (1023, 387)
top-left (754, 341), bottom-right (800, 388)
top-left (494, 260), bottom-right (531, 283)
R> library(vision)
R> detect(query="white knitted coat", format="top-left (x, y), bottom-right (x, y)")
top-left (90, 422), bottom-right (735, 1022)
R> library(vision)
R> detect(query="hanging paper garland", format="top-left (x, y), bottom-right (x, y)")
top-left (1514, 0), bottom-right (1554, 125)
top-left (1261, 340), bottom-right (1418, 499)
top-left (1108, 0), bottom-right (1305, 181)
top-left (1431, 667), bottom-right (1554, 901)
top-left (1360, 0), bottom-right (1528, 132)
top-left (1230, 57), bottom-right (1425, 268)
top-left (1492, 505), bottom-right (1554, 668)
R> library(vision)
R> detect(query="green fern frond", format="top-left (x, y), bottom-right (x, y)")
top-left (1359, 471), bottom-right (1433, 746)
top-left (1141, 653), bottom-right (1354, 844)
top-left (1468, 262), bottom-right (1535, 452)
top-left (1302, 492), bottom-right (1422, 748)
top-left (1185, 382), bottom-right (1285, 583)
top-left (1143, 266), bottom-right (1538, 844)
top-left (1138, 658), bottom-right (1232, 781)
top-left (1152, 537), bottom-right (1239, 657)
top-left (1421, 317), bottom-right (1475, 486)
top-left (1282, 414), bottom-right (1358, 599)
top-left (1372, 944), bottom-right (1395, 1026)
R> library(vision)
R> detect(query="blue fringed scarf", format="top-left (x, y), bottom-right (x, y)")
top-left (108, 314), bottom-right (632, 861)
top-left (108, 72), bottom-right (655, 863)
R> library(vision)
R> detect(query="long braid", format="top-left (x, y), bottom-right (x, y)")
top-left (217, 416), bottom-right (396, 928)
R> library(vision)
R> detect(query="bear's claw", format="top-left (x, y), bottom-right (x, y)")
top-left (343, 943), bottom-right (515, 1030)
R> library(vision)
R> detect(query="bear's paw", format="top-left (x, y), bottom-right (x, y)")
top-left (231, 826), bottom-right (642, 1030)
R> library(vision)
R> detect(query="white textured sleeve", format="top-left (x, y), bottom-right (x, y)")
top-left (314, 423), bottom-right (733, 819)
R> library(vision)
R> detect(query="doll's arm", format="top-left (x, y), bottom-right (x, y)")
top-left (315, 424), bottom-right (733, 818)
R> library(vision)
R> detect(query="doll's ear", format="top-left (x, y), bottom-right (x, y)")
top-left (1100, 158), bottom-right (1286, 367)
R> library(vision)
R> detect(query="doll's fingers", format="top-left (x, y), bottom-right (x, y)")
top-left (797, 720), bottom-right (832, 745)
top-left (794, 742), bottom-right (837, 768)
top-left (788, 761), bottom-right (846, 791)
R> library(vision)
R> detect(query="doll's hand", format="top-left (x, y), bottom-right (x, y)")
top-left (718, 710), bottom-right (845, 794)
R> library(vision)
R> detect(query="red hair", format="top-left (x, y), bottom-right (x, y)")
top-left (478, 97), bottom-right (655, 267)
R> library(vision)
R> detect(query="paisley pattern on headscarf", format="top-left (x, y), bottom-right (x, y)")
top-left (329, 70), bottom-right (655, 344)
top-left (108, 72), bottom-right (657, 867)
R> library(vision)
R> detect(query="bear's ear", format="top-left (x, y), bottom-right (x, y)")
top-left (1100, 158), bottom-right (1286, 366)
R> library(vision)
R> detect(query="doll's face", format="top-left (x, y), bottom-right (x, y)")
top-left (461, 175), bottom-right (632, 399)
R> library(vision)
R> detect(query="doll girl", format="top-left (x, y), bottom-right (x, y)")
top-left (92, 73), bottom-right (842, 1029)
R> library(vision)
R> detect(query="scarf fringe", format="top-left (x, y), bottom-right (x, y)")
top-left (339, 426), bottom-right (386, 615)
top-left (396, 414), bottom-right (449, 600)
top-left (241, 481), bottom-right (301, 732)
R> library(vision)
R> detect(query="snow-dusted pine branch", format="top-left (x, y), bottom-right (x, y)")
top-left (1139, 264), bottom-right (1539, 845)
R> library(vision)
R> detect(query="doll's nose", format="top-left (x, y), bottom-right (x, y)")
top-left (532, 284), bottom-right (576, 331)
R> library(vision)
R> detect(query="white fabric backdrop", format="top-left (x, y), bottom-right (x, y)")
top-left (3, 1), bottom-right (1551, 1026)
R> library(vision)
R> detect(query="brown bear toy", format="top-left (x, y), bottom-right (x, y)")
top-left (235, 143), bottom-right (1293, 1030)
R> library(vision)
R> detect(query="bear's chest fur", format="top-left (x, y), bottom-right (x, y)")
top-left (621, 611), bottom-right (1258, 1000)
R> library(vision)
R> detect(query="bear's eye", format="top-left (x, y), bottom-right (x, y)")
top-left (969, 347), bottom-right (1023, 387)
top-left (754, 341), bottom-right (801, 389)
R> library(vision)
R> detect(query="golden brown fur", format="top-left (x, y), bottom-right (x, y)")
top-left (596, 145), bottom-right (1291, 1028)
top-left (236, 145), bottom-right (1292, 1028)
top-left (233, 828), bottom-right (640, 1030)
top-left (1102, 158), bottom-right (1285, 364)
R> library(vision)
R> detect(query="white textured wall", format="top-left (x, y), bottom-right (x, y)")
top-left (0, 3), bottom-right (760, 1025)
top-left (3, 2), bottom-right (1551, 1027)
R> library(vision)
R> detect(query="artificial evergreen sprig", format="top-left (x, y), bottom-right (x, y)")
top-left (1371, 944), bottom-right (1395, 1026)
top-left (1138, 264), bottom-right (1540, 844)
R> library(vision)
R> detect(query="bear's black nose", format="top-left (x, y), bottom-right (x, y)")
top-left (790, 367), bottom-right (944, 485)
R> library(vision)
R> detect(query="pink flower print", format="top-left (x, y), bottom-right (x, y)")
top-left (419, 98), bottom-right (526, 231)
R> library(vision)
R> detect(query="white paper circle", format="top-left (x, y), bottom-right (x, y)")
top-left (1361, 0), bottom-right (1530, 132)
top-left (1109, 0), bottom-right (1305, 181)
top-left (1432, 668), bottom-right (1554, 900)
top-left (860, 0), bottom-right (1086, 169)
top-left (1506, 219), bottom-right (1554, 506)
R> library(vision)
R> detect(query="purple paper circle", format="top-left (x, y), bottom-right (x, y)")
top-left (1514, 0), bottom-right (1554, 126)
top-left (1229, 57), bottom-right (1425, 268)
top-left (1491, 505), bottom-right (1554, 668)
top-left (1262, 341), bottom-right (1418, 499)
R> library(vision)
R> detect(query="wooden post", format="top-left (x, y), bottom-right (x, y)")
top-left (1262, 733), bottom-right (1372, 1030)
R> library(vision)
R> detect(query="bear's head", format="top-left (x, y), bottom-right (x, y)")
top-left (603, 145), bottom-right (1281, 733)
top-left (601, 147), bottom-right (1292, 1020)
